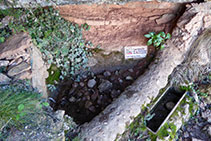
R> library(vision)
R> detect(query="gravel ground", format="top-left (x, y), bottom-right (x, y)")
top-left (177, 102), bottom-right (211, 141)
top-left (177, 81), bottom-right (211, 141)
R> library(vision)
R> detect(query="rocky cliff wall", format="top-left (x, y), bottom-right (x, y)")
top-left (0, 0), bottom-right (197, 9)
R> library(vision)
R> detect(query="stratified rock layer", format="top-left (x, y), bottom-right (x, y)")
top-left (58, 1), bottom-right (184, 52)
top-left (0, 0), bottom-right (197, 9)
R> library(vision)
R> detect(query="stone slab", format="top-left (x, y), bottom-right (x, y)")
top-left (7, 62), bottom-right (31, 77)
top-left (0, 33), bottom-right (31, 59)
top-left (0, 73), bottom-right (11, 85)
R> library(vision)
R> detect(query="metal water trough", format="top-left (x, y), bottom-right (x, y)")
top-left (146, 86), bottom-right (187, 134)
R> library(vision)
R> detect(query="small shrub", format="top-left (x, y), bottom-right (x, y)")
top-left (144, 32), bottom-right (171, 50)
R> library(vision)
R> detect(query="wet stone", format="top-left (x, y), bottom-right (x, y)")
top-left (82, 97), bottom-right (87, 101)
top-left (118, 78), bottom-right (123, 83)
top-left (86, 95), bottom-right (90, 101)
top-left (79, 82), bottom-right (85, 87)
top-left (110, 76), bottom-right (116, 81)
top-left (69, 97), bottom-right (76, 103)
top-left (103, 71), bottom-right (111, 77)
top-left (0, 60), bottom-right (9, 67)
top-left (68, 88), bottom-right (75, 96)
top-left (89, 106), bottom-right (96, 113)
top-left (111, 90), bottom-right (121, 99)
top-left (98, 79), bottom-right (113, 93)
top-left (60, 99), bottom-right (68, 106)
top-left (184, 132), bottom-right (189, 138)
top-left (165, 101), bottom-right (175, 110)
top-left (87, 79), bottom-right (96, 88)
top-left (115, 70), bottom-right (119, 75)
top-left (91, 93), bottom-right (98, 101)
top-left (97, 95), bottom-right (103, 105)
top-left (201, 109), bottom-right (211, 119)
top-left (84, 91), bottom-right (90, 96)
top-left (72, 83), bottom-right (78, 88)
top-left (128, 69), bottom-right (134, 73)
top-left (85, 101), bottom-right (93, 109)
top-left (125, 76), bottom-right (133, 81)
top-left (77, 92), bottom-right (83, 97)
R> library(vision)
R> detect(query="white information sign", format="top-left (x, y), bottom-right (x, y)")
top-left (124, 46), bottom-right (148, 59)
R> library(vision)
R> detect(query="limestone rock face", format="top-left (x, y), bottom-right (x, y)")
top-left (0, 33), bottom-right (31, 59)
top-left (80, 2), bottom-right (211, 141)
top-left (0, 73), bottom-right (11, 85)
top-left (31, 45), bottom-right (49, 98)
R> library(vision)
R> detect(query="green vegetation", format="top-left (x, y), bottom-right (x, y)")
top-left (0, 6), bottom-right (93, 91)
top-left (0, 83), bottom-right (47, 134)
top-left (180, 84), bottom-right (208, 101)
top-left (144, 32), bottom-right (171, 50)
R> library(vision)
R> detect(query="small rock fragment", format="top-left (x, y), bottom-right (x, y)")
top-left (156, 13), bottom-right (176, 25)
top-left (183, 132), bottom-right (189, 138)
top-left (9, 57), bottom-right (23, 66)
top-left (128, 69), bottom-right (134, 73)
top-left (103, 71), bottom-right (111, 77)
top-left (85, 101), bottom-right (93, 109)
top-left (125, 76), bottom-right (133, 81)
top-left (118, 78), bottom-right (123, 83)
top-left (115, 71), bottom-right (119, 75)
top-left (69, 97), bottom-right (76, 102)
top-left (79, 82), bottom-right (85, 87)
top-left (89, 106), bottom-right (96, 113)
top-left (98, 79), bottom-right (113, 92)
top-left (68, 88), bottom-right (75, 96)
top-left (91, 93), bottom-right (98, 101)
top-left (0, 60), bottom-right (9, 67)
top-left (208, 126), bottom-right (211, 136)
top-left (192, 138), bottom-right (203, 141)
top-left (7, 62), bottom-right (31, 77)
top-left (201, 109), bottom-right (211, 120)
top-left (0, 73), bottom-right (11, 85)
top-left (87, 57), bottom-right (98, 67)
top-left (77, 92), bottom-right (83, 97)
top-left (13, 70), bottom-right (32, 80)
top-left (72, 83), bottom-right (78, 88)
top-left (86, 95), bottom-right (90, 101)
top-left (111, 90), bottom-right (121, 99)
top-left (88, 79), bottom-right (96, 88)
top-left (165, 101), bottom-right (175, 110)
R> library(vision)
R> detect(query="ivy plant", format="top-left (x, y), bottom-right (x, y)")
top-left (0, 6), bottom-right (93, 90)
top-left (144, 32), bottom-right (171, 50)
